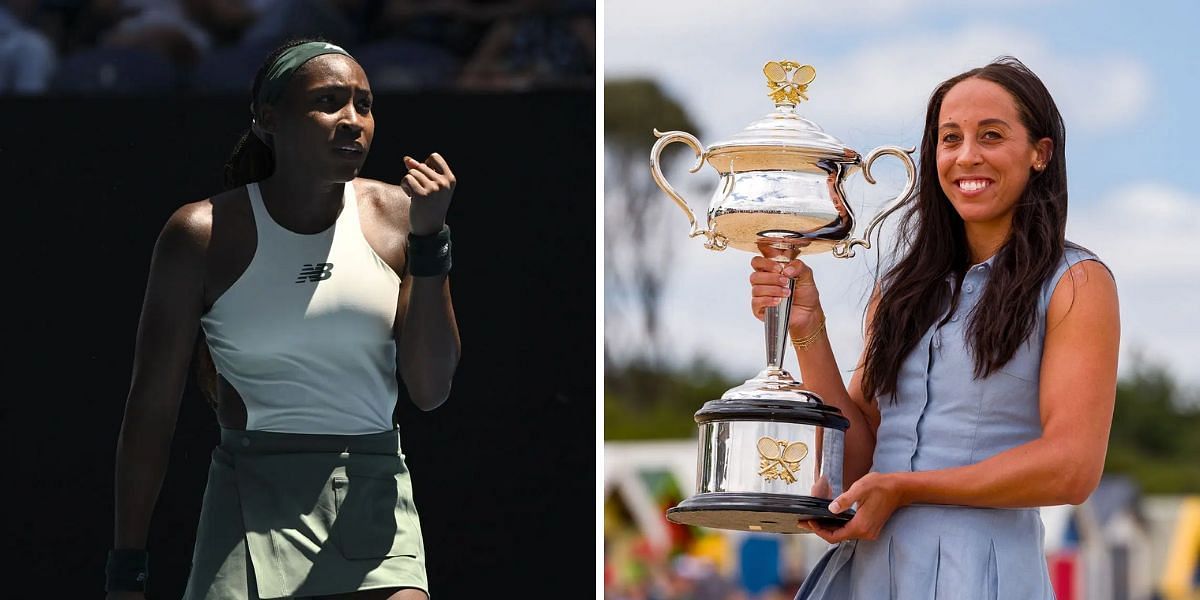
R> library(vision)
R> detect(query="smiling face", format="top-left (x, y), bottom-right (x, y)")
top-left (260, 54), bottom-right (375, 182)
top-left (936, 77), bottom-right (1051, 234)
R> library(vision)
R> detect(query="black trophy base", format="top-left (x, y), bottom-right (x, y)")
top-left (666, 492), bottom-right (854, 534)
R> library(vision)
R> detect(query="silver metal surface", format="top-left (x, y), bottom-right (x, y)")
top-left (649, 129), bottom-right (712, 245)
top-left (648, 62), bottom-right (916, 257)
top-left (832, 144), bottom-right (918, 258)
top-left (706, 106), bottom-right (852, 159)
top-left (707, 164), bottom-right (854, 254)
top-left (648, 61), bottom-right (899, 532)
top-left (696, 419), bottom-right (845, 500)
top-left (721, 271), bottom-right (811, 400)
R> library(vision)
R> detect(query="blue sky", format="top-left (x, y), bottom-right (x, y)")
top-left (603, 0), bottom-right (1200, 387)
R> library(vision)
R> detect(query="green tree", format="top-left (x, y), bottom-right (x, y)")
top-left (604, 357), bottom-right (735, 440)
top-left (604, 79), bottom-right (700, 370)
top-left (1104, 357), bottom-right (1200, 493)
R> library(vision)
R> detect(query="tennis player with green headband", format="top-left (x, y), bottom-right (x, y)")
top-left (107, 37), bottom-right (460, 600)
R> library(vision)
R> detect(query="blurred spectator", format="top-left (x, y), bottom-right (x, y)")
top-left (240, 0), bottom-right (365, 49)
top-left (366, 0), bottom-right (488, 59)
top-left (196, 0), bottom-right (375, 93)
top-left (458, 0), bottom-right (593, 91)
top-left (97, 0), bottom-right (224, 68)
top-left (8, 0), bottom-right (594, 94)
top-left (33, 0), bottom-right (118, 57)
top-left (674, 554), bottom-right (740, 600)
top-left (351, 35), bottom-right (460, 91)
top-left (352, 0), bottom-right (528, 91)
top-left (187, 0), bottom-right (257, 46)
top-left (1, 0), bottom-right (58, 93)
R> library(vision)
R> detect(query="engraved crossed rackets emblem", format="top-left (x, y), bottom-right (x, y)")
top-left (757, 436), bottom-right (808, 484)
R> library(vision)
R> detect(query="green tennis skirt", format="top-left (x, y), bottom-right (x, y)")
top-left (182, 428), bottom-right (429, 599)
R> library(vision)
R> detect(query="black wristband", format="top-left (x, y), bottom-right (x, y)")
top-left (407, 224), bottom-right (452, 277)
top-left (105, 549), bottom-right (149, 592)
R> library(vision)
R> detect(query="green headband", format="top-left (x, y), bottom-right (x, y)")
top-left (256, 41), bottom-right (353, 109)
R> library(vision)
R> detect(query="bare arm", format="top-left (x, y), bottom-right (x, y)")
top-left (113, 203), bottom-right (209, 549)
top-left (894, 260), bottom-right (1119, 507)
top-left (791, 305), bottom-right (881, 487)
top-left (395, 271), bottom-right (461, 411)
top-left (394, 153), bottom-right (461, 410)
top-left (812, 260), bottom-right (1119, 542)
top-left (750, 257), bottom-right (880, 485)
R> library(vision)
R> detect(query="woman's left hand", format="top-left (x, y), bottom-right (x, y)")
top-left (802, 472), bottom-right (907, 543)
top-left (402, 152), bottom-right (456, 236)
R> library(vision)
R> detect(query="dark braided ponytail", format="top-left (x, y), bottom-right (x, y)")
top-left (222, 36), bottom-right (334, 189)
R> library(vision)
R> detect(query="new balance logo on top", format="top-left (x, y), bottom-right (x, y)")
top-left (296, 263), bottom-right (334, 283)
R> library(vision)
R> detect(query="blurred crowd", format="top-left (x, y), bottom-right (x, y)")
top-left (0, 0), bottom-right (594, 94)
top-left (605, 534), bottom-right (807, 600)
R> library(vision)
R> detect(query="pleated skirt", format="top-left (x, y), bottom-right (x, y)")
top-left (795, 504), bottom-right (1056, 600)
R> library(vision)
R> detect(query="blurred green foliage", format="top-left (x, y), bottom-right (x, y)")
top-left (605, 357), bottom-right (1200, 493)
top-left (1104, 359), bottom-right (1200, 493)
top-left (604, 358), bottom-right (736, 440)
top-left (604, 79), bottom-right (700, 150)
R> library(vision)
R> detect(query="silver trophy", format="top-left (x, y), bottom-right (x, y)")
top-left (649, 61), bottom-right (916, 533)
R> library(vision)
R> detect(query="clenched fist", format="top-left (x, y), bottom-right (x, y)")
top-left (401, 152), bottom-right (456, 236)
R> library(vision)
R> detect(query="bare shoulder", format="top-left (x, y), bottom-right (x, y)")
top-left (1051, 259), bottom-right (1117, 300)
top-left (156, 196), bottom-right (216, 256)
top-left (1048, 259), bottom-right (1118, 329)
top-left (156, 187), bottom-right (250, 262)
top-left (354, 177), bottom-right (411, 231)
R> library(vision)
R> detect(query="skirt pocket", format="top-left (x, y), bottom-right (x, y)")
top-left (331, 468), bottom-right (423, 560)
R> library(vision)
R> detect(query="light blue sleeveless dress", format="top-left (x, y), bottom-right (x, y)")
top-left (796, 243), bottom-right (1106, 600)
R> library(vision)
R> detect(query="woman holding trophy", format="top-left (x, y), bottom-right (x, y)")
top-left (749, 57), bottom-right (1119, 597)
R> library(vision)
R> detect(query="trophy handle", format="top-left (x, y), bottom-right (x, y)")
top-left (832, 145), bottom-right (917, 259)
top-left (650, 129), bottom-right (717, 246)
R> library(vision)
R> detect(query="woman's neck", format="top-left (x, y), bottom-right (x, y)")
top-left (963, 219), bottom-right (1012, 265)
top-left (257, 173), bottom-right (347, 234)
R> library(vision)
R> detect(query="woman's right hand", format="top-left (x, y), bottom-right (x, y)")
top-left (749, 256), bottom-right (824, 339)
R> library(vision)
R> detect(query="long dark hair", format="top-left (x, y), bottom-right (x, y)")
top-left (861, 56), bottom-right (1068, 402)
top-left (195, 36), bottom-right (334, 410)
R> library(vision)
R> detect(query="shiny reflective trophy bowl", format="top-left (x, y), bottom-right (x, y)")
top-left (649, 61), bottom-right (916, 534)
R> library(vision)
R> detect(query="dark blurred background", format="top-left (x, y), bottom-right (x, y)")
top-left (1, 0), bottom-right (594, 95)
top-left (3, 0), bottom-right (595, 597)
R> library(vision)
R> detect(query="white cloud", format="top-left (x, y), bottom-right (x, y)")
top-left (1068, 182), bottom-right (1200, 280)
top-left (812, 25), bottom-right (1150, 133)
top-left (603, 0), bottom-right (1059, 56)
top-left (604, 0), bottom-right (919, 50)
top-left (1068, 183), bottom-right (1200, 386)
top-left (606, 18), bottom-right (1149, 161)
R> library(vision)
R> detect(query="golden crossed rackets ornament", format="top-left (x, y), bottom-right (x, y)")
top-left (763, 61), bottom-right (816, 106)
top-left (757, 436), bottom-right (809, 484)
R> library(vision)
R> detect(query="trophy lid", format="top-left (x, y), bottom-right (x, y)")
top-left (706, 61), bottom-right (859, 172)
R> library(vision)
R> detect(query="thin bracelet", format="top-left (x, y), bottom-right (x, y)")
top-left (789, 317), bottom-right (827, 349)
